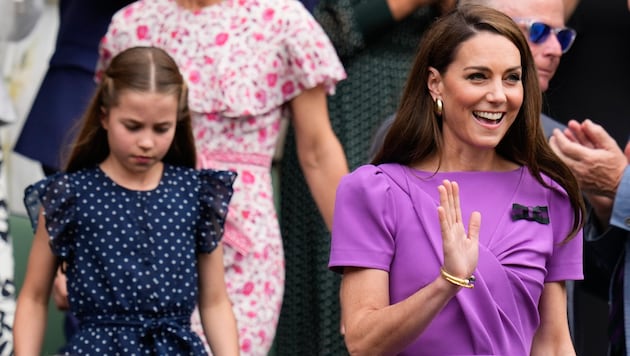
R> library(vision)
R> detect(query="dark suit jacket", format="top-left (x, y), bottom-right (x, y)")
top-left (14, 0), bottom-right (134, 170)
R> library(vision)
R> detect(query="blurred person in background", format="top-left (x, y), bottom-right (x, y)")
top-left (545, 1), bottom-right (630, 354)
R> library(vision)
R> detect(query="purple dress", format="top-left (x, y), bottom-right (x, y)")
top-left (329, 163), bottom-right (583, 355)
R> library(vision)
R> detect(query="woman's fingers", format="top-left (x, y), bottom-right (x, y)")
top-left (468, 211), bottom-right (481, 243)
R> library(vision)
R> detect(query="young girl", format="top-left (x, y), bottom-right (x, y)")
top-left (97, 0), bottom-right (348, 353)
top-left (13, 46), bottom-right (239, 356)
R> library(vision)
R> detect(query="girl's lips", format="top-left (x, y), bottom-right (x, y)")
top-left (133, 156), bottom-right (152, 164)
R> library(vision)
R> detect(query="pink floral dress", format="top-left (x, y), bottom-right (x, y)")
top-left (97, 0), bottom-right (346, 354)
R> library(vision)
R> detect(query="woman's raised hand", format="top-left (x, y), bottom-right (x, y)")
top-left (437, 180), bottom-right (481, 282)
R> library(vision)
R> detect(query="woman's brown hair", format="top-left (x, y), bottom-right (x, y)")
top-left (372, 4), bottom-right (584, 240)
top-left (64, 46), bottom-right (196, 172)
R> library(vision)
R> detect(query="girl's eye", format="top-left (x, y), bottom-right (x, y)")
top-left (154, 125), bottom-right (172, 134)
top-left (125, 124), bottom-right (141, 131)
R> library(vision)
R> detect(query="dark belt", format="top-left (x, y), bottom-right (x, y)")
top-left (82, 314), bottom-right (195, 355)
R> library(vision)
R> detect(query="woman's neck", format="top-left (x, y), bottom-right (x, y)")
top-left (413, 151), bottom-right (518, 172)
top-left (176, 0), bottom-right (222, 11)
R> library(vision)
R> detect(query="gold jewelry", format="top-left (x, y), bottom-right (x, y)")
top-left (440, 267), bottom-right (475, 289)
top-left (434, 98), bottom-right (443, 116)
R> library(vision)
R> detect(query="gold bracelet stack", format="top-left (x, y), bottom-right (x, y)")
top-left (440, 267), bottom-right (476, 289)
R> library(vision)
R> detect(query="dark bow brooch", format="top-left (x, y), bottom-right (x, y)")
top-left (511, 204), bottom-right (549, 224)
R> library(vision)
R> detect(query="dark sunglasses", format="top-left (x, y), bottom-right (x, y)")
top-left (515, 19), bottom-right (577, 54)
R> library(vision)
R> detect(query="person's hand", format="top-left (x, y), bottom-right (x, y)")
top-left (438, 180), bottom-right (480, 280)
top-left (52, 267), bottom-right (70, 310)
top-left (549, 119), bottom-right (627, 198)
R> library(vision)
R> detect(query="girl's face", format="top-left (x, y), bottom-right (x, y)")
top-left (429, 31), bottom-right (523, 154)
top-left (101, 90), bottom-right (178, 175)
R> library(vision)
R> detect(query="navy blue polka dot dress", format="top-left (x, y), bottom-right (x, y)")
top-left (24, 164), bottom-right (236, 355)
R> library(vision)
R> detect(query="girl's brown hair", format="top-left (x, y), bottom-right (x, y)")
top-left (64, 46), bottom-right (195, 172)
top-left (372, 4), bottom-right (584, 240)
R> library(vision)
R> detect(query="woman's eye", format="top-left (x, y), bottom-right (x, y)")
top-left (506, 73), bottom-right (522, 82)
top-left (468, 73), bottom-right (486, 80)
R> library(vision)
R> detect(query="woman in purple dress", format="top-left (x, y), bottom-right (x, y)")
top-left (329, 5), bottom-right (585, 355)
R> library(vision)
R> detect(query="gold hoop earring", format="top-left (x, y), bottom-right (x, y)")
top-left (434, 98), bottom-right (443, 116)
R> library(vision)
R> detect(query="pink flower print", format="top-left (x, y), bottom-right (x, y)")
top-left (242, 282), bottom-right (254, 296)
top-left (195, 127), bottom-right (206, 140)
top-left (241, 171), bottom-right (255, 184)
top-left (262, 8), bottom-right (275, 22)
top-left (241, 339), bottom-right (251, 353)
top-left (204, 55), bottom-right (214, 64)
top-left (232, 264), bottom-right (243, 274)
top-left (264, 281), bottom-right (274, 296)
top-left (136, 25), bottom-right (149, 40)
top-left (258, 127), bottom-right (267, 142)
top-left (123, 7), bottom-right (134, 18)
top-left (266, 73), bottom-right (277, 87)
top-left (258, 330), bottom-right (267, 343)
top-left (215, 32), bottom-right (229, 46)
top-left (188, 70), bottom-right (201, 84)
top-left (241, 210), bottom-right (250, 219)
top-left (101, 48), bottom-right (112, 61)
top-left (281, 81), bottom-right (295, 95)
top-left (253, 32), bottom-right (265, 41)
top-left (255, 90), bottom-right (267, 105)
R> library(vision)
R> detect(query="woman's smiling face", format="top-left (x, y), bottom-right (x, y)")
top-left (429, 31), bottom-right (524, 153)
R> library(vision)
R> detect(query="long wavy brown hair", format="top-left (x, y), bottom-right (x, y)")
top-left (64, 46), bottom-right (196, 172)
top-left (372, 4), bottom-right (584, 240)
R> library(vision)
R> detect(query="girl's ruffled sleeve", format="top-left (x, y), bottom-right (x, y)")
top-left (23, 173), bottom-right (77, 260)
top-left (196, 169), bottom-right (237, 253)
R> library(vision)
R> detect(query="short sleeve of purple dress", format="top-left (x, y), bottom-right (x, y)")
top-left (329, 163), bottom-right (583, 356)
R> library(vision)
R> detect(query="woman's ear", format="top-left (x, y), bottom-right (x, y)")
top-left (427, 67), bottom-right (442, 99)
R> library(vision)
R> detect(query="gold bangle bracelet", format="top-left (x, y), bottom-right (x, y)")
top-left (440, 267), bottom-right (476, 289)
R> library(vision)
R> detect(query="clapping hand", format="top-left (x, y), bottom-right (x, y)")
top-left (549, 119), bottom-right (627, 199)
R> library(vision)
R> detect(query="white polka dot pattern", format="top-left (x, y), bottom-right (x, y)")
top-left (23, 165), bottom-right (236, 355)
